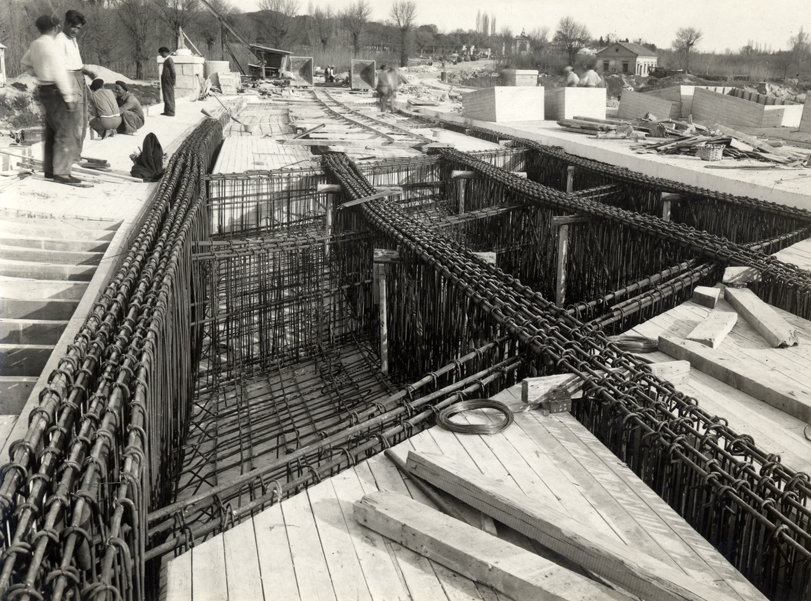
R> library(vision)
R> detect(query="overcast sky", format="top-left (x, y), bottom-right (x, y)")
top-left (232, 0), bottom-right (810, 53)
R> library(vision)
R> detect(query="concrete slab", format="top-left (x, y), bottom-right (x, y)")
top-left (413, 107), bottom-right (811, 211)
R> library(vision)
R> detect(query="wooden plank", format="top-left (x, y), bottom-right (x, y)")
top-left (165, 551), bottom-right (192, 601)
top-left (191, 533), bottom-right (228, 601)
top-left (355, 491), bottom-right (628, 601)
top-left (254, 505), bottom-right (301, 601)
top-left (724, 287), bottom-right (799, 348)
top-left (407, 452), bottom-right (740, 601)
top-left (339, 189), bottom-right (403, 210)
top-left (685, 311), bottom-right (738, 349)
top-left (308, 480), bottom-right (374, 601)
top-left (329, 467), bottom-right (413, 601)
top-left (283, 491), bottom-right (337, 601)
top-left (722, 266), bottom-right (760, 286)
top-left (223, 518), bottom-right (264, 601)
top-left (658, 335), bottom-right (811, 422)
top-left (691, 286), bottom-right (721, 309)
top-left (555, 224), bottom-right (569, 306)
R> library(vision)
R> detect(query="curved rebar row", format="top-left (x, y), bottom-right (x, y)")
top-left (322, 151), bottom-right (811, 599)
top-left (0, 117), bottom-right (225, 601)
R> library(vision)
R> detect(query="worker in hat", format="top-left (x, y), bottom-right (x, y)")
top-left (564, 66), bottom-right (580, 87)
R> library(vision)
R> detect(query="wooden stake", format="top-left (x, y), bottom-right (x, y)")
top-left (556, 224), bottom-right (569, 307)
top-left (566, 165), bottom-right (575, 193)
top-left (379, 262), bottom-right (389, 374)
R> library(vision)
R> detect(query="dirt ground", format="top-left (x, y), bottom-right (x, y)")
top-left (1, 67), bottom-right (161, 132)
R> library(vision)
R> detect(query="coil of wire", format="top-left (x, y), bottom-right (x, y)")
top-left (437, 398), bottom-right (514, 435)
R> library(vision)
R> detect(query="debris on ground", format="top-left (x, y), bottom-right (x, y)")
top-left (557, 115), bottom-right (811, 166)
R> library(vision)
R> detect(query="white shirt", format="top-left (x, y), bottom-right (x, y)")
top-left (56, 32), bottom-right (83, 71)
top-left (21, 35), bottom-right (75, 101)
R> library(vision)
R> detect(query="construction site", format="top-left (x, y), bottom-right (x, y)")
top-left (3, 25), bottom-right (811, 601)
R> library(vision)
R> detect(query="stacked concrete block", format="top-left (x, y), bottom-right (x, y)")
top-left (800, 97), bottom-right (811, 133)
top-left (462, 87), bottom-right (544, 122)
top-left (544, 88), bottom-right (606, 120)
top-left (159, 54), bottom-right (205, 101)
top-left (691, 88), bottom-right (797, 128)
top-left (350, 60), bottom-right (376, 90)
top-left (502, 69), bottom-right (538, 86)
top-left (618, 90), bottom-right (681, 120)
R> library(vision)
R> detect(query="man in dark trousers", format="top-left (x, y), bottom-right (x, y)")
top-left (159, 47), bottom-right (175, 116)
top-left (21, 15), bottom-right (87, 186)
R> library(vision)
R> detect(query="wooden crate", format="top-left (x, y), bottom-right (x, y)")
top-left (617, 90), bottom-right (681, 120)
top-left (462, 87), bottom-right (545, 122)
top-left (544, 88), bottom-right (606, 121)
top-left (690, 87), bottom-right (795, 128)
top-left (350, 60), bottom-right (376, 90)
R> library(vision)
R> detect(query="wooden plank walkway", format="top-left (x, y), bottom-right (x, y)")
top-left (165, 383), bottom-right (766, 601)
top-left (212, 137), bottom-right (315, 174)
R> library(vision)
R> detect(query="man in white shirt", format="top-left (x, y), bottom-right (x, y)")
top-left (55, 10), bottom-right (96, 160)
top-left (21, 15), bottom-right (84, 185)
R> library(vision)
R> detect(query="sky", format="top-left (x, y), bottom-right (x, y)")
top-left (232, 0), bottom-right (811, 53)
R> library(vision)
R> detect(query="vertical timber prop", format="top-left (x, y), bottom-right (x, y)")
top-left (374, 250), bottom-right (400, 374)
top-left (451, 170), bottom-right (474, 214)
top-left (661, 193), bottom-right (680, 222)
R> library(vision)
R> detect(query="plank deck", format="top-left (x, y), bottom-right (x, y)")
top-left (166, 383), bottom-right (766, 601)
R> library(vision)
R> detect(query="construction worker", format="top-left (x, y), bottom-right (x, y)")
top-left (159, 47), bottom-right (176, 116)
top-left (564, 66), bottom-right (580, 87)
top-left (55, 10), bottom-right (96, 165)
top-left (376, 64), bottom-right (391, 112)
top-left (114, 81), bottom-right (145, 135)
top-left (88, 79), bottom-right (122, 139)
top-left (579, 64), bottom-right (605, 88)
top-left (20, 15), bottom-right (83, 186)
top-left (386, 66), bottom-right (399, 112)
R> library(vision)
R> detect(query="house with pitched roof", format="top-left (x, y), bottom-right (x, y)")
top-left (596, 41), bottom-right (658, 76)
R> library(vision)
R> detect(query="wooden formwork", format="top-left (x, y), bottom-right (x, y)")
top-left (290, 56), bottom-right (314, 85)
top-left (462, 87), bottom-right (545, 122)
top-left (801, 97), bottom-right (811, 133)
top-left (691, 87), bottom-right (794, 128)
top-left (544, 87), bottom-right (606, 121)
top-left (617, 90), bottom-right (681, 120)
top-left (350, 59), bottom-right (376, 90)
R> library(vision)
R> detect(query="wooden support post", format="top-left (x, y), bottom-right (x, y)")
top-left (324, 194), bottom-right (334, 258)
top-left (513, 171), bottom-right (527, 179)
top-left (551, 215), bottom-right (589, 307)
top-left (379, 263), bottom-right (388, 374)
top-left (566, 165), bottom-right (575, 193)
top-left (661, 193), bottom-right (680, 221)
top-left (451, 170), bottom-right (474, 215)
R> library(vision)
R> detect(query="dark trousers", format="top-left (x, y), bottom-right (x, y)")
top-left (39, 85), bottom-right (76, 177)
top-left (118, 111), bottom-right (144, 134)
top-left (68, 71), bottom-right (87, 157)
top-left (162, 80), bottom-right (175, 115)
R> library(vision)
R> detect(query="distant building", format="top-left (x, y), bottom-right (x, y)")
top-left (511, 30), bottom-right (531, 55)
top-left (596, 42), bottom-right (658, 76)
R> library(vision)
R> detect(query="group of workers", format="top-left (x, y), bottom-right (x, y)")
top-left (564, 65), bottom-right (605, 88)
top-left (323, 65), bottom-right (336, 83)
top-left (21, 10), bottom-right (172, 186)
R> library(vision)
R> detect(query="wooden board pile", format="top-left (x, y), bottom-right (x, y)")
top-left (558, 115), bottom-right (811, 166)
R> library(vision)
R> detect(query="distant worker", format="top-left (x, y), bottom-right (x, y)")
top-left (386, 66), bottom-right (399, 112)
top-left (21, 14), bottom-right (82, 186)
top-left (579, 65), bottom-right (604, 88)
top-left (564, 66), bottom-right (579, 87)
top-left (328, 65), bottom-right (336, 83)
top-left (376, 64), bottom-right (391, 112)
top-left (114, 81), bottom-right (145, 135)
top-left (56, 10), bottom-right (96, 162)
top-left (159, 46), bottom-right (176, 116)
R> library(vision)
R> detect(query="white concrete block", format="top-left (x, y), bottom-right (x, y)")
top-left (462, 87), bottom-right (544, 122)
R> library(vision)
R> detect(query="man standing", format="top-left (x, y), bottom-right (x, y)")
top-left (56, 10), bottom-right (95, 160)
top-left (21, 15), bottom-right (84, 186)
top-left (159, 47), bottom-right (176, 116)
top-left (579, 64), bottom-right (605, 88)
top-left (114, 81), bottom-right (144, 135)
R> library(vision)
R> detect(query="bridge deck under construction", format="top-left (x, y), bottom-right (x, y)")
top-left (2, 88), bottom-right (811, 601)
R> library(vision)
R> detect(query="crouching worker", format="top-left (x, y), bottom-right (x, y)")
top-left (88, 79), bottom-right (122, 139)
top-left (114, 81), bottom-right (144, 135)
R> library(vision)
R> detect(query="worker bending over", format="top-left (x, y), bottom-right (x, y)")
top-left (564, 66), bottom-right (579, 87)
top-left (88, 79), bottom-right (122, 139)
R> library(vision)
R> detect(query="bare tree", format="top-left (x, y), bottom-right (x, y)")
top-left (528, 26), bottom-right (549, 52)
top-left (554, 16), bottom-right (590, 65)
top-left (340, 0), bottom-right (371, 56)
top-left (258, 0), bottom-right (300, 49)
top-left (307, 3), bottom-right (334, 50)
top-left (789, 27), bottom-right (810, 73)
top-left (115, 0), bottom-right (157, 79)
top-left (390, 0), bottom-right (416, 67)
top-left (194, 0), bottom-right (233, 56)
top-left (151, 0), bottom-right (202, 45)
top-left (672, 27), bottom-right (702, 72)
top-left (81, 2), bottom-right (124, 65)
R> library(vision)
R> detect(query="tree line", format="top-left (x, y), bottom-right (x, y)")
top-left (1, 0), bottom-right (808, 84)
